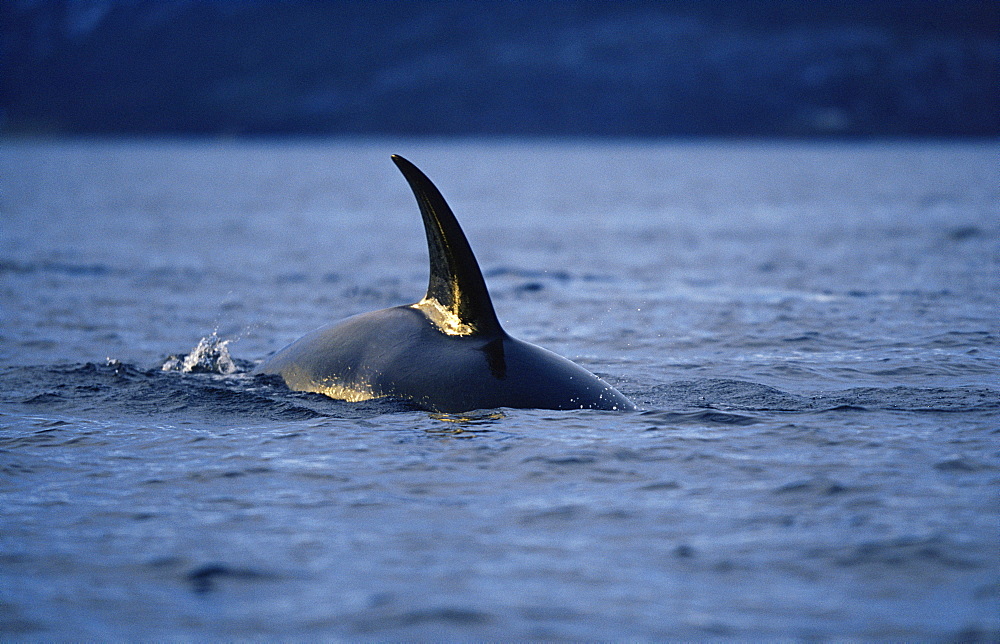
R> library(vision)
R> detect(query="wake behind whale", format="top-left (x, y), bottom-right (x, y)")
top-left (256, 155), bottom-right (634, 413)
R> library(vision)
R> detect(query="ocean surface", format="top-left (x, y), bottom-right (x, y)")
top-left (1, 139), bottom-right (998, 640)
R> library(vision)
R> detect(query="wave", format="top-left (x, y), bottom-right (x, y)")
top-left (0, 361), bottom-right (414, 423)
top-left (642, 378), bottom-right (1000, 413)
top-left (3, 363), bottom-right (996, 425)
top-left (2, 331), bottom-right (996, 422)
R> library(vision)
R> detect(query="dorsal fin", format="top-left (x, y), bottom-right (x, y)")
top-left (391, 155), bottom-right (503, 338)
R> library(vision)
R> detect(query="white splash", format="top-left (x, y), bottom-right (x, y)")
top-left (162, 332), bottom-right (238, 375)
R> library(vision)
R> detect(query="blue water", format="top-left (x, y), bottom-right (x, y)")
top-left (1, 140), bottom-right (998, 639)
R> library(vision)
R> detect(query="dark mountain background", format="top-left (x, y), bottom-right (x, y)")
top-left (3, 0), bottom-right (998, 137)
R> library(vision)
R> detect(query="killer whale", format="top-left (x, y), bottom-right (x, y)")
top-left (255, 155), bottom-right (635, 413)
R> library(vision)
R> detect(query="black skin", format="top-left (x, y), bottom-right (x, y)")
top-left (257, 304), bottom-right (635, 413)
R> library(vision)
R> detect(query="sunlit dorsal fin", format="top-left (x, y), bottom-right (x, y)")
top-left (391, 155), bottom-right (503, 338)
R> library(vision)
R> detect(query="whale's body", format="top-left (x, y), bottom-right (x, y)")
top-left (256, 155), bottom-right (634, 413)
